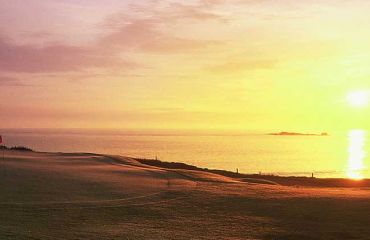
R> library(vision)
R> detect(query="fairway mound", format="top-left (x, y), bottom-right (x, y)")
top-left (0, 150), bottom-right (196, 207)
top-left (240, 177), bottom-right (280, 185)
top-left (170, 169), bottom-right (240, 183)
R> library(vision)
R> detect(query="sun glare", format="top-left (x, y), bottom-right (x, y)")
top-left (347, 130), bottom-right (367, 180)
top-left (347, 90), bottom-right (370, 108)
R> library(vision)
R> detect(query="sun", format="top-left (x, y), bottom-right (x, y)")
top-left (347, 90), bottom-right (370, 108)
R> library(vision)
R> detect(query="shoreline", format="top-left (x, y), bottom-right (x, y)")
top-left (2, 147), bottom-right (369, 188)
top-left (134, 157), bottom-right (370, 188)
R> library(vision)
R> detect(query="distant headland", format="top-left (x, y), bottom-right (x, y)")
top-left (268, 132), bottom-right (329, 136)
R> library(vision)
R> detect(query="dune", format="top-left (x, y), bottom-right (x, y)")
top-left (0, 150), bottom-right (369, 239)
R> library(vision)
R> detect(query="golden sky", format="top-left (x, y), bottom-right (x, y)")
top-left (1, 0), bottom-right (370, 131)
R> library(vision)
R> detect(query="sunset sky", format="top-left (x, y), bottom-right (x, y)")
top-left (1, 0), bottom-right (370, 131)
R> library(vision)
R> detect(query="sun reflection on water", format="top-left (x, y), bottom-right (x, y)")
top-left (347, 130), bottom-right (367, 179)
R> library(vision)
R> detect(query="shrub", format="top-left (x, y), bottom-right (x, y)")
top-left (10, 146), bottom-right (34, 152)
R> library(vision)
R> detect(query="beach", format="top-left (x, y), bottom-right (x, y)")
top-left (0, 149), bottom-right (369, 240)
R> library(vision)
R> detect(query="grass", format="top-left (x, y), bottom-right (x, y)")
top-left (135, 157), bottom-right (370, 188)
top-left (0, 151), bottom-right (369, 239)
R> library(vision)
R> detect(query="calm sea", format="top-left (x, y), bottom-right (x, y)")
top-left (1, 129), bottom-right (369, 179)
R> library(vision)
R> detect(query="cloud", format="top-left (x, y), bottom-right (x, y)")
top-left (0, 1), bottom-right (225, 73)
top-left (128, 1), bottom-right (227, 22)
top-left (167, 2), bottom-right (226, 21)
top-left (100, 2), bottom-right (225, 53)
top-left (0, 76), bottom-right (31, 86)
top-left (206, 59), bottom-right (277, 74)
top-left (0, 37), bottom-right (138, 73)
top-left (101, 19), bottom-right (217, 53)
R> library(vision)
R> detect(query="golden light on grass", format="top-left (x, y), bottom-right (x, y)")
top-left (346, 130), bottom-right (366, 180)
top-left (347, 90), bottom-right (370, 108)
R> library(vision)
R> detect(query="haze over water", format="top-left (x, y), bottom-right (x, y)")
top-left (2, 128), bottom-right (368, 179)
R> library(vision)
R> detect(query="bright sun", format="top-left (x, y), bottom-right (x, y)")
top-left (347, 90), bottom-right (370, 108)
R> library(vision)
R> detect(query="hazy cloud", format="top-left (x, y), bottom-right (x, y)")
top-left (0, 1), bottom-right (224, 73)
top-left (207, 59), bottom-right (277, 74)
top-left (101, 19), bottom-right (216, 53)
top-left (0, 75), bottom-right (31, 86)
top-left (126, 1), bottom-right (227, 22)
top-left (100, 2), bottom-right (224, 53)
top-left (0, 37), bottom-right (136, 73)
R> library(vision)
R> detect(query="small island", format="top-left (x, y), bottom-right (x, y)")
top-left (269, 132), bottom-right (329, 136)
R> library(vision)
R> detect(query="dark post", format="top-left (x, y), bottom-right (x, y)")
top-left (1, 135), bottom-right (3, 162)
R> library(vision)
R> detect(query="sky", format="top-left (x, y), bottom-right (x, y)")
top-left (1, 0), bottom-right (370, 131)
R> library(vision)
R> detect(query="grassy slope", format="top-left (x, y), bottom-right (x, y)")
top-left (0, 150), bottom-right (369, 240)
top-left (135, 157), bottom-right (370, 188)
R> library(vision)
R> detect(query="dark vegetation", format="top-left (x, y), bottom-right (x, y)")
top-left (0, 145), bottom-right (34, 152)
top-left (135, 158), bottom-right (200, 171)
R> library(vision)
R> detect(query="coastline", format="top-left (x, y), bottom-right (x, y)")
top-left (2, 147), bottom-right (369, 187)
top-left (1, 129), bottom-right (363, 179)
top-left (134, 157), bottom-right (370, 188)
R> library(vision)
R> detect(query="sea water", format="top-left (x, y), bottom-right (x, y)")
top-left (1, 128), bottom-right (368, 178)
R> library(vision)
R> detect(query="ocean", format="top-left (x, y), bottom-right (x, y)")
top-left (1, 128), bottom-right (368, 179)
